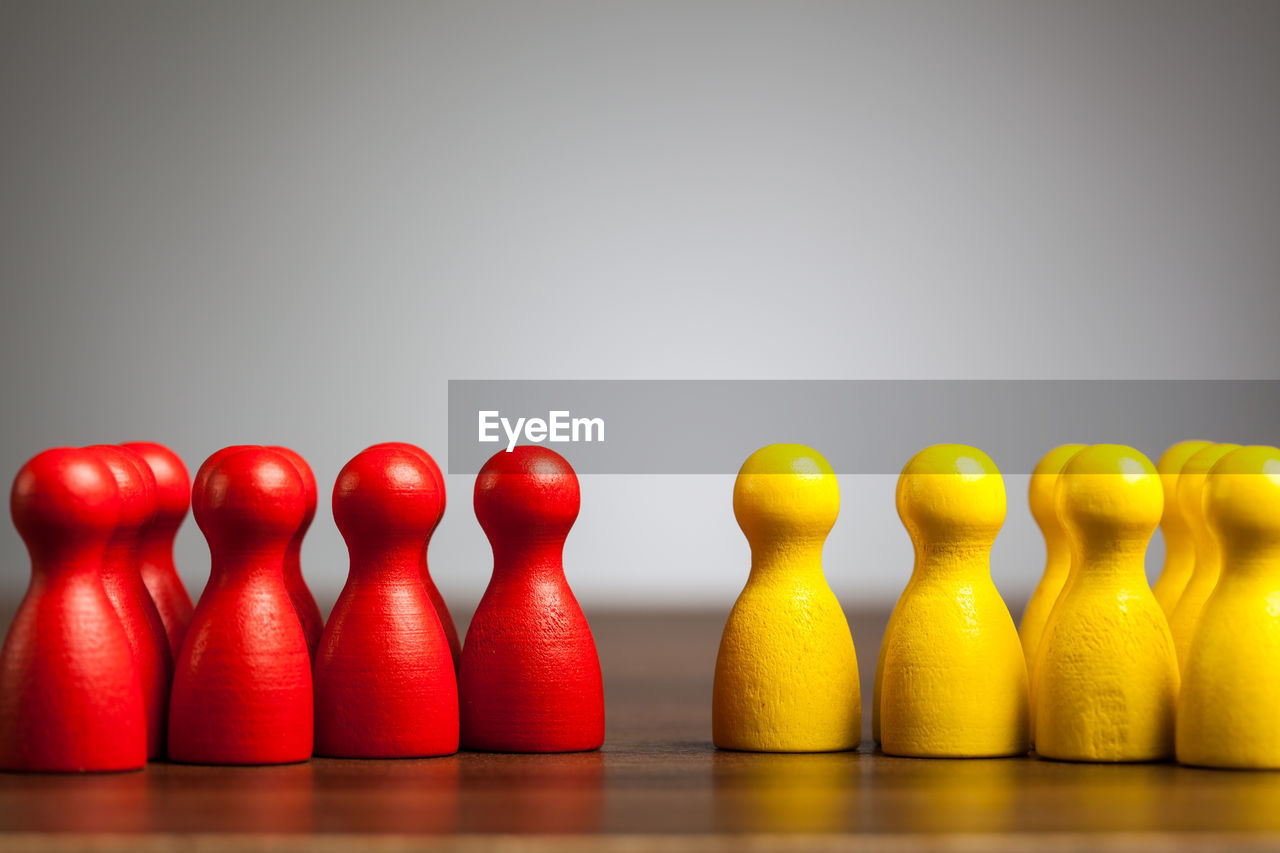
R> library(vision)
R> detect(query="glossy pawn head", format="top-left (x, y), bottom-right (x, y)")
top-left (87, 445), bottom-right (173, 759)
top-left (267, 446), bottom-right (318, 574)
top-left (316, 445), bottom-right (458, 758)
top-left (12, 448), bottom-right (122, 566)
top-left (194, 448), bottom-right (308, 558)
top-left (334, 446), bottom-right (444, 560)
top-left (120, 441), bottom-right (194, 657)
top-left (1204, 446), bottom-right (1280, 558)
top-left (88, 446), bottom-right (160, 558)
top-left (1056, 445), bottom-right (1163, 548)
top-left (733, 444), bottom-right (839, 557)
top-left (1177, 443), bottom-right (1242, 548)
top-left (1158, 440), bottom-right (1212, 531)
top-left (122, 442), bottom-right (190, 528)
top-left (1, 448), bottom-right (147, 771)
top-left (896, 444), bottom-right (1006, 550)
top-left (268, 446), bottom-right (317, 539)
top-left (191, 445), bottom-right (256, 519)
top-left (368, 442), bottom-right (448, 529)
top-left (474, 445), bottom-right (580, 559)
top-left (1029, 445), bottom-right (1085, 541)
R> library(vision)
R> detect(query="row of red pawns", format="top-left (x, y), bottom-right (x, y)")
top-left (1, 442), bottom-right (603, 772)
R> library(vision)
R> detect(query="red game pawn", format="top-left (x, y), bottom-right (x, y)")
top-left (459, 446), bottom-right (604, 752)
top-left (366, 442), bottom-right (460, 667)
top-left (169, 447), bottom-right (313, 765)
top-left (267, 446), bottom-right (325, 660)
top-left (313, 446), bottom-right (459, 757)
top-left (0, 448), bottom-right (147, 772)
top-left (88, 445), bottom-right (175, 759)
top-left (122, 441), bottom-right (194, 658)
top-left (191, 445), bottom-right (255, 512)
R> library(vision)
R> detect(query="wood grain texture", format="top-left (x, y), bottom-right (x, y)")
top-left (2, 610), bottom-right (1280, 850)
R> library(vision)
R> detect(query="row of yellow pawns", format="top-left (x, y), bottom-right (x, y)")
top-left (712, 441), bottom-right (1280, 768)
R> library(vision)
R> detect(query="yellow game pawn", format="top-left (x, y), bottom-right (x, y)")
top-left (1151, 440), bottom-right (1212, 619)
top-left (1018, 444), bottom-right (1085, 673)
top-left (1018, 444), bottom-right (1083, 746)
top-left (876, 444), bottom-right (1029, 758)
top-left (1177, 446), bottom-right (1280, 768)
top-left (712, 444), bottom-right (860, 752)
top-left (1034, 445), bottom-right (1178, 762)
top-left (1167, 443), bottom-right (1240, 669)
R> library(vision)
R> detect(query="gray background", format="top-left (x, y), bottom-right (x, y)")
top-left (1, 2), bottom-right (1277, 615)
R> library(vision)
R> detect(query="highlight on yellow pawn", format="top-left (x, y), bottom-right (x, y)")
top-left (875, 444), bottom-right (1029, 758)
top-left (1177, 445), bottom-right (1280, 769)
top-left (1033, 444), bottom-right (1179, 763)
top-left (712, 444), bottom-right (860, 753)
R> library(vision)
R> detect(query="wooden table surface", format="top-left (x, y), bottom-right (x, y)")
top-left (3, 609), bottom-right (1280, 851)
